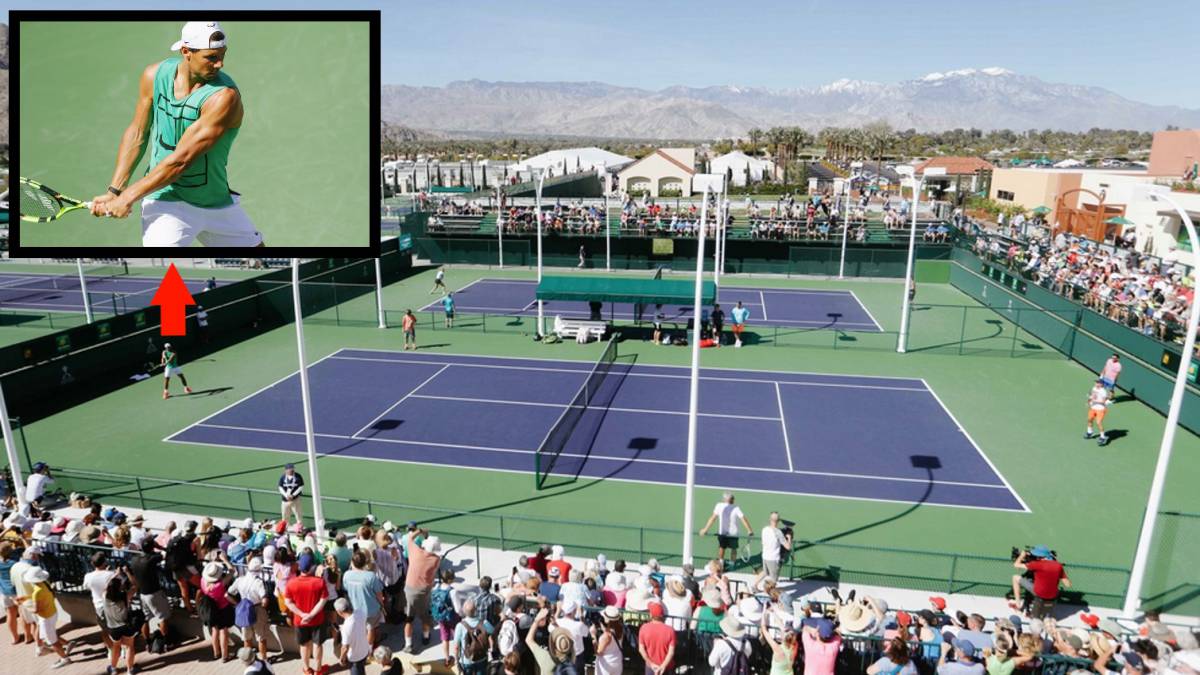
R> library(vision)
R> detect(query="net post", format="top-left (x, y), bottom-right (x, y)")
top-left (333, 284), bottom-right (341, 325)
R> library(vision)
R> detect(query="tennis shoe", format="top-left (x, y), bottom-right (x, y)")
top-left (163, 391), bottom-right (169, 400)
top-left (1084, 431), bottom-right (1094, 439)
top-left (185, 386), bottom-right (193, 394)
top-left (1098, 435), bottom-right (1109, 446)
top-left (51, 658), bottom-right (72, 669)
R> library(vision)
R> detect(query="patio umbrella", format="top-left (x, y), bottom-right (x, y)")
top-left (1032, 205), bottom-right (1052, 214)
top-left (1105, 216), bottom-right (1134, 226)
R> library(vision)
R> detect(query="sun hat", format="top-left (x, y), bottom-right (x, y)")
top-left (702, 587), bottom-right (723, 609)
top-left (666, 576), bottom-right (687, 598)
top-left (203, 562), bottom-right (224, 583)
top-left (1099, 618), bottom-right (1130, 638)
top-left (896, 611), bottom-right (912, 627)
top-left (423, 536), bottom-right (442, 554)
top-left (601, 605), bottom-right (621, 622)
top-left (596, 553), bottom-right (608, 569)
top-left (625, 586), bottom-right (652, 612)
top-left (838, 602), bottom-right (874, 633)
top-left (737, 597), bottom-right (763, 623)
top-left (26, 567), bottom-right (50, 583)
top-left (719, 613), bottom-right (746, 639)
top-left (63, 520), bottom-right (84, 541)
top-left (170, 21), bottom-right (227, 52)
top-left (550, 544), bottom-right (564, 560)
top-left (549, 628), bottom-right (575, 663)
top-left (31, 521), bottom-right (53, 540)
top-left (51, 517), bottom-right (69, 535)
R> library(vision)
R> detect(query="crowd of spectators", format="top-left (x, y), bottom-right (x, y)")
top-left (974, 232), bottom-right (1196, 347)
top-left (3, 480), bottom-right (1199, 675)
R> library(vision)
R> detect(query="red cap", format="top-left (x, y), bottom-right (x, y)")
top-left (929, 596), bottom-right (947, 610)
top-left (896, 611), bottom-right (912, 627)
top-left (648, 602), bottom-right (665, 619)
top-left (1080, 613), bottom-right (1100, 629)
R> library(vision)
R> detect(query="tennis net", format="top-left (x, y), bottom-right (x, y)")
top-left (535, 335), bottom-right (619, 488)
top-left (0, 263), bottom-right (128, 305)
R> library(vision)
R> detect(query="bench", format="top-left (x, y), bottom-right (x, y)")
top-left (553, 315), bottom-right (608, 342)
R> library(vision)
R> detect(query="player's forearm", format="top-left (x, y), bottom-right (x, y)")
top-left (110, 123), bottom-right (151, 190)
top-left (122, 154), bottom-right (192, 203)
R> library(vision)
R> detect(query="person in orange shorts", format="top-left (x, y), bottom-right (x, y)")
top-left (1085, 378), bottom-right (1111, 446)
top-left (729, 301), bottom-right (750, 348)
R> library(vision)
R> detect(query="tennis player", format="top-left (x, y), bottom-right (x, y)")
top-left (90, 21), bottom-right (264, 248)
top-left (730, 301), bottom-right (750, 348)
top-left (1085, 378), bottom-right (1111, 445)
top-left (161, 342), bottom-right (193, 399)
top-left (429, 267), bottom-right (448, 295)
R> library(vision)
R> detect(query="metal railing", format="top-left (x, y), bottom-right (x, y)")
top-left (32, 465), bottom-right (1135, 608)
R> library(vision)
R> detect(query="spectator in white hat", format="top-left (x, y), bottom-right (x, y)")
top-left (403, 529), bottom-right (440, 653)
top-left (556, 597), bottom-right (588, 669)
top-left (546, 544), bottom-right (571, 582)
top-left (233, 556), bottom-right (273, 662)
top-left (23, 566), bottom-right (73, 668)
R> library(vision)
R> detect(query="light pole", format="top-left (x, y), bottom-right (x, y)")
top-left (535, 169), bottom-right (546, 338)
top-left (1122, 184), bottom-right (1198, 617)
top-left (839, 162), bottom-right (863, 279)
top-left (896, 166), bottom-right (946, 352)
top-left (497, 186), bottom-right (504, 269)
top-left (605, 192), bottom-right (611, 272)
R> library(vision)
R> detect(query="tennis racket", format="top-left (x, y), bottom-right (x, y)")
top-left (739, 539), bottom-right (753, 564)
top-left (18, 178), bottom-right (94, 223)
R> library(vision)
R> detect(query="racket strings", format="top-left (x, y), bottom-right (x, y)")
top-left (19, 184), bottom-right (61, 219)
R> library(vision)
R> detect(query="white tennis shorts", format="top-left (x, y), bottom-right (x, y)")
top-left (142, 195), bottom-right (262, 247)
top-left (164, 365), bottom-right (183, 378)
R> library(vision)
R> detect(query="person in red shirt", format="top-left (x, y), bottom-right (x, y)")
top-left (638, 601), bottom-right (676, 675)
top-left (1010, 546), bottom-right (1070, 619)
top-left (401, 309), bottom-right (418, 351)
top-left (545, 545), bottom-right (572, 583)
top-left (529, 545), bottom-right (550, 582)
top-left (284, 554), bottom-right (329, 675)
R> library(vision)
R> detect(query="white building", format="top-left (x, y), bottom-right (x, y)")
top-left (617, 148), bottom-right (697, 198)
top-left (709, 150), bottom-right (775, 187)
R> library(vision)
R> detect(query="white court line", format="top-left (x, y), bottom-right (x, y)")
top-left (330, 355), bottom-right (925, 392)
top-left (351, 364), bottom-right (451, 438)
top-left (775, 382), bottom-right (794, 472)
top-left (759, 290), bottom-right (769, 320)
top-left (162, 351), bottom-right (344, 443)
top-left (406, 393), bottom-right (782, 421)
top-left (181, 420), bottom-right (1010, 490)
top-left (335, 346), bottom-right (927, 383)
top-left (848, 289), bottom-right (884, 332)
top-left (921, 379), bottom-right (1032, 514)
top-left (417, 277), bottom-right (485, 311)
top-left (163, 434), bottom-right (1022, 513)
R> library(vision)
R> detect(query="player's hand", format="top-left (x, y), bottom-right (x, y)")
top-left (103, 197), bottom-right (134, 219)
top-left (90, 193), bottom-right (116, 217)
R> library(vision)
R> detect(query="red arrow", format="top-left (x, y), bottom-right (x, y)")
top-left (150, 264), bottom-right (197, 336)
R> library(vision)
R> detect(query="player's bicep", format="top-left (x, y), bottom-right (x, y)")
top-left (166, 89), bottom-right (240, 166)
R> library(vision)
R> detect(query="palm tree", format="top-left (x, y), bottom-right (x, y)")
top-left (748, 128), bottom-right (764, 156)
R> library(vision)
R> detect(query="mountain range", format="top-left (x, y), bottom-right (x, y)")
top-left (382, 68), bottom-right (1200, 140)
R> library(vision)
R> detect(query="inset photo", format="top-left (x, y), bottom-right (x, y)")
top-left (12, 11), bottom-right (379, 253)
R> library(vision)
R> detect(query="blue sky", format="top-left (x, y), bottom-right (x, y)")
top-left (6, 0), bottom-right (1199, 108)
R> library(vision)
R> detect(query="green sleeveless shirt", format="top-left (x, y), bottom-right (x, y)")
top-left (146, 57), bottom-right (239, 208)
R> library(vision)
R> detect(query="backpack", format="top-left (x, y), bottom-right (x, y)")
top-left (464, 622), bottom-right (489, 662)
top-left (722, 638), bottom-right (751, 675)
top-left (552, 662), bottom-right (579, 675)
top-left (475, 591), bottom-right (501, 626)
top-left (165, 535), bottom-right (191, 569)
top-left (235, 596), bottom-right (257, 628)
top-left (430, 586), bottom-right (457, 624)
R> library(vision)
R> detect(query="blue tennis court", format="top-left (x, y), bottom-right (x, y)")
top-left (0, 271), bottom-right (210, 314)
top-left (421, 278), bottom-right (883, 331)
top-left (166, 349), bottom-right (1025, 511)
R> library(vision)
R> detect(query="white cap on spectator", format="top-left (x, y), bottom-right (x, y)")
top-left (550, 544), bottom-right (564, 560)
top-left (26, 567), bottom-right (50, 583)
top-left (242, 517), bottom-right (254, 530)
top-left (248, 558), bottom-right (263, 572)
top-left (423, 536), bottom-right (442, 554)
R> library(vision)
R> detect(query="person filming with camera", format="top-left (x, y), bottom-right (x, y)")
top-left (1009, 545), bottom-right (1070, 619)
top-left (755, 512), bottom-right (793, 587)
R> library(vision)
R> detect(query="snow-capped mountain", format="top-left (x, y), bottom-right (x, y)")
top-left (381, 68), bottom-right (1200, 139)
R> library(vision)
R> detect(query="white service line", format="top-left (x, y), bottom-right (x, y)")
top-left (776, 382), bottom-right (794, 472)
top-left (350, 364), bottom-right (451, 438)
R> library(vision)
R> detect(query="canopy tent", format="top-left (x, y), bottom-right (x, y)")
top-left (511, 147), bottom-right (635, 174)
top-left (1032, 205), bottom-right (1052, 214)
top-left (1105, 216), bottom-right (1135, 226)
top-left (537, 275), bottom-right (716, 307)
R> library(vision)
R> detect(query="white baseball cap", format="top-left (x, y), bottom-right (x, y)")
top-left (170, 21), bottom-right (228, 52)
